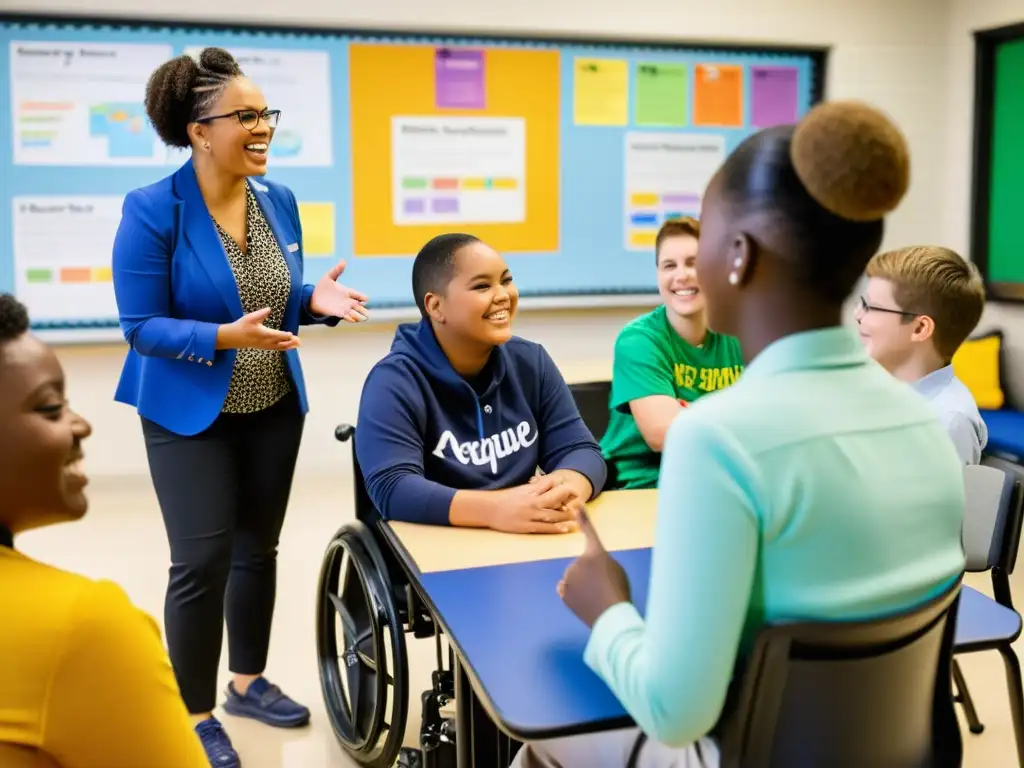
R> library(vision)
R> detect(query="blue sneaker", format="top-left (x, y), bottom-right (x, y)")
top-left (195, 716), bottom-right (241, 768)
top-left (223, 677), bottom-right (311, 728)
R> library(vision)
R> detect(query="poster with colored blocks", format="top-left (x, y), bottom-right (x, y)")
top-left (623, 133), bottom-right (725, 251)
top-left (12, 196), bottom-right (121, 323)
top-left (392, 116), bottom-right (526, 225)
top-left (349, 42), bottom-right (560, 257)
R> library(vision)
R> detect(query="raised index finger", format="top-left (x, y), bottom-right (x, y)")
top-left (577, 505), bottom-right (606, 554)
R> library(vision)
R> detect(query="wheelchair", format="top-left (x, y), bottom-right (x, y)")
top-left (316, 380), bottom-right (614, 767)
top-left (316, 422), bottom-right (462, 768)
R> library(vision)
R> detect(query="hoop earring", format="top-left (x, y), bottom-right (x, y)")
top-left (203, 142), bottom-right (210, 151)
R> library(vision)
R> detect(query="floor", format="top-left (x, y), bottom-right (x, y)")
top-left (16, 470), bottom-right (1022, 767)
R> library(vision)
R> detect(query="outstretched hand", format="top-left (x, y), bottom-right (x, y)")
top-left (558, 506), bottom-right (631, 627)
top-left (309, 259), bottom-right (370, 323)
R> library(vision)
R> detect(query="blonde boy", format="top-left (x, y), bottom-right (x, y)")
top-left (856, 246), bottom-right (987, 464)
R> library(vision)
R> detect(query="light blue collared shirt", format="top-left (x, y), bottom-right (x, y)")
top-left (584, 326), bottom-right (966, 748)
top-left (912, 365), bottom-right (988, 465)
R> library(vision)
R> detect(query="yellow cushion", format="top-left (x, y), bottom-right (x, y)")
top-left (952, 333), bottom-right (1004, 410)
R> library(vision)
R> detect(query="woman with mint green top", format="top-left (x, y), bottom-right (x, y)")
top-left (514, 101), bottom-right (966, 767)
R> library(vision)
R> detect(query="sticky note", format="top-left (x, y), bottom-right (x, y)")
top-left (92, 266), bottom-right (113, 282)
top-left (636, 63), bottom-right (688, 127)
top-left (297, 202), bottom-right (335, 257)
top-left (60, 267), bottom-right (91, 283)
top-left (693, 64), bottom-right (744, 128)
top-left (630, 212), bottom-right (658, 226)
top-left (574, 58), bottom-right (628, 126)
top-left (630, 192), bottom-right (660, 207)
top-left (629, 230), bottom-right (657, 248)
top-left (25, 268), bottom-right (52, 284)
top-left (750, 66), bottom-right (800, 128)
top-left (435, 48), bottom-right (486, 109)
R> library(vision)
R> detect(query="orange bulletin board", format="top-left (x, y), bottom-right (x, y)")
top-left (349, 43), bottom-right (561, 257)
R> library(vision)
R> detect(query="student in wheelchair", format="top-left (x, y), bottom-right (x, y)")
top-left (354, 233), bottom-right (608, 531)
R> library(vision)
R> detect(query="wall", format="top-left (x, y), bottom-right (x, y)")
top-left (945, 0), bottom-right (1024, 406)
top-left (2, 0), bottom-right (953, 477)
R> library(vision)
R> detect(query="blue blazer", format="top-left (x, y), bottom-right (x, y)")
top-left (111, 158), bottom-right (338, 436)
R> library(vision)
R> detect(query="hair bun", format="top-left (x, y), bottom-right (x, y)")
top-left (197, 47), bottom-right (241, 77)
top-left (790, 100), bottom-right (910, 222)
top-left (144, 54), bottom-right (201, 148)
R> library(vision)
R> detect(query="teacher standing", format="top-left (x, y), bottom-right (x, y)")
top-left (111, 47), bottom-right (368, 768)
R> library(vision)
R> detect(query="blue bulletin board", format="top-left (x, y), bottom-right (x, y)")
top-left (0, 14), bottom-right (826, 338)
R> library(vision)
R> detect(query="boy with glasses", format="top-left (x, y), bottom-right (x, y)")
top-left (855, 245), bottom-right (987, 464)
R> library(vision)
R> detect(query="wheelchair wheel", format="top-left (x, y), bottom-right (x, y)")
top-left (317, 521), bottom-right (409, 768)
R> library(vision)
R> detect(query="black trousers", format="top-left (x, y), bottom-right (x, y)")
top-left (141, 390), bottom-right (305, 714)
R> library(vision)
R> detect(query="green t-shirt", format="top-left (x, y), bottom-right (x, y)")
top-left (600, 305), bottom-right (744, 489)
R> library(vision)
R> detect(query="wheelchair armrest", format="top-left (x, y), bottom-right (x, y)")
top-left (335, 423), bottom-right (355, 442)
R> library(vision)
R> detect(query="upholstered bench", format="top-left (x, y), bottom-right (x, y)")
top-left (955, 331), bottom-right (1024, 462)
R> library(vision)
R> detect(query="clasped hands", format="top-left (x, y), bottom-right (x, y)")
top-left (484, 470), bottom-right (592, 535)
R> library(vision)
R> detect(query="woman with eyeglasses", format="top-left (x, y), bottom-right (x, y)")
top-left (111, 47), bottom-right (369, 768)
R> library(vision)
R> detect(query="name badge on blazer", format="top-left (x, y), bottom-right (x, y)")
top-left (287, 243), bottom-right (299, 253)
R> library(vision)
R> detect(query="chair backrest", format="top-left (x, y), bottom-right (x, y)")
top-left (716, 579), bottom-right (963, 768)
top-left (568, 380), bottom-right (612, 442)
top-left (963, 462), bottom-right (1021, 572)
top-left (334, 423), bottom-right (377, 526)
top-left (980, 454), bottom-right (1024, 575)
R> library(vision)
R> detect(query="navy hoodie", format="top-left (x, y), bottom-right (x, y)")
top-left (355, 320), bottom-right (607, 526)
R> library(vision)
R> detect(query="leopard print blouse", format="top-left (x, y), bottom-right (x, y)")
top-left (213, 186), bottom-right (292, 414)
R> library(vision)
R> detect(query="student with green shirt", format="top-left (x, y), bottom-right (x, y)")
top-left (514, 102), bottom-right (966, 767)
top-left (601, 218), bottom-right (744, 489)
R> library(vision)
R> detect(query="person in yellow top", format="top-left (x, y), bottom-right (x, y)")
top-left (0, 293), bottom-right (208, 768)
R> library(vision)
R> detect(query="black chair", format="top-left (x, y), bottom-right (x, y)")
top-left (711, 579), bottom-right (964, 768)
top-left (951, 459), bottom-right (1024, 765)
top-left (316, 424), bottom-right (456, 768)
top-left (567, 380), bottom-right (622, 490)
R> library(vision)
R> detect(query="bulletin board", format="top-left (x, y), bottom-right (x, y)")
top-left (0, 14), bottom-right (826, 337)
top-left (971, 22), bottom-right (1024, 301)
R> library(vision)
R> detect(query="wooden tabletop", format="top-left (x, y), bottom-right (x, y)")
top-left (558, 359), bottom-right (613, 385)
top-left (386, 489), bottom-right (657, 574)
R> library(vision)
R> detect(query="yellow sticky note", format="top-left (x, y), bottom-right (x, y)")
top-left (630, 230), bottom-right (657, 248)
top-left (92, 266), bottom-right (113, 282)
top-left (630, 193), bottom-right (659, 207)
top-left (574, 58), bottom-right (628, 126)
top-left (297, 202), bottom-right (335, 257)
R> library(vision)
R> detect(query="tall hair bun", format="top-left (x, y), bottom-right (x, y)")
top-left (197, 47), bottom-right (240, 77)
top-left (790, 100), bottom-right (910, 222)
top-left (144, 47), bottom-right (241, 149)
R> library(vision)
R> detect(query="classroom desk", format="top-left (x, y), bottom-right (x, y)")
top-left (381, 490), bottom-right (657, 766)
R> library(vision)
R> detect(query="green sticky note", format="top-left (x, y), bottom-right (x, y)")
top-left (635, 63), bottom-right (689, 127)
top-left (25, 268), bottom-right (53, 284)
